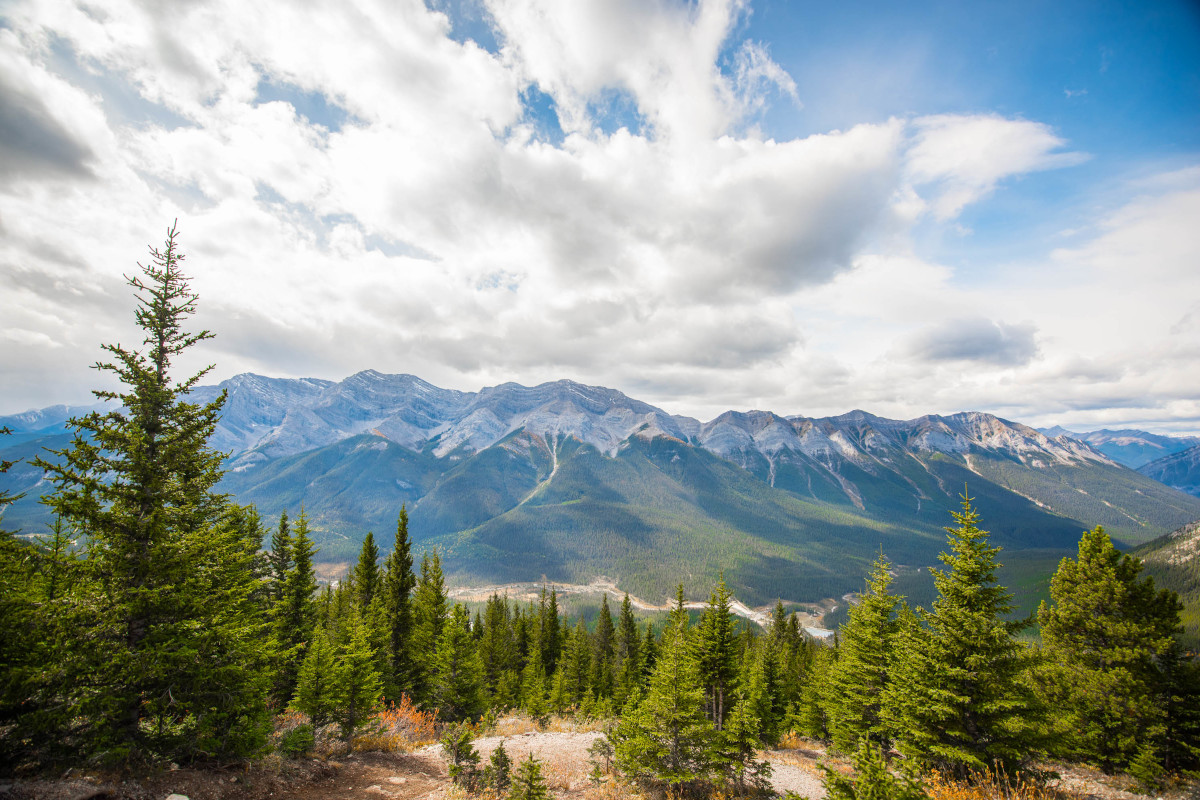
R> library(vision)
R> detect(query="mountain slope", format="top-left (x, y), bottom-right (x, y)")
top-left (1138, 444), bottom-right (1200, 498)
top-left (1133, 520), bottom-right (1200, 648)
top-left (1039, 427), bottom-right (1200, 468)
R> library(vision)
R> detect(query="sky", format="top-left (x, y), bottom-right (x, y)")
top-left (2, 0), bottom-right (1199, 434)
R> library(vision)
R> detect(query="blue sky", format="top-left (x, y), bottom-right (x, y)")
top-left (1, 0), bottom-right (1199, 433)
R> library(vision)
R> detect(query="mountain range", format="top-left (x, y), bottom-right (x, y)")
top-left (1038, 426), bottom-right (1200, 469)
top-left (3, 371), bottom-right (1200, 608)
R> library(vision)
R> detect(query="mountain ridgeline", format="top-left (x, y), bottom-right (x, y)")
top-left (4, 371), bottom-right (1200, 606)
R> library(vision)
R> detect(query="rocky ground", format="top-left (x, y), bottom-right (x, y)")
top-left (2, 732), bottom-right (1194, 800)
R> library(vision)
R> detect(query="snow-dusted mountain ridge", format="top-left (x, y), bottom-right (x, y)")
top-left (188, 370), bottom-right (1112, 472)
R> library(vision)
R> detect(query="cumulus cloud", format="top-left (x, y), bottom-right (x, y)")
top-left (906, 318), bottom-right (1040, 366)
top-left (0, 0), bottom-right (1190, 435)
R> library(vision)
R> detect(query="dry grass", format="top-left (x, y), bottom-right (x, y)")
top-left (925, 770), bottom-right (1089, 800)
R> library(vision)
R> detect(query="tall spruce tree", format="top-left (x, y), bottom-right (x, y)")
top-left (479, 593), bottom-right (516, 702)
top-left (591, 593), bottom-right (616, 698)
top-left (353, 531), bottom-right (381, 610)
top-left (694, 575), bottom-right (738, 730)
top-left (268, 510), bottom-right (292, 604)
top-left (1037, 526), bottom-right (1193, 772)
top-left (33, 223), bottom-right (269, 761)
top-left (616, 593), bottom-right (641, 704)
top-left (411, 550), bottom-right (448, 705)
top-left (828, 553), bottom-right (900, 753)
top-left (885, 494), bottom-right (1040, 777)
top-left (540, 587), bottom-right (561, 676)
top-left (382, 506), bottom-right (417, 699)
top-left (292, 630), bottom-right (338, 728)
top-left (271, 508), bottom-right (319, 706)
top-left (612, 618), bottom-right (713, 793)
top-left (434, 605), bottom-right (486, 721)
top-left (334, 608), bottom-right (384, 745)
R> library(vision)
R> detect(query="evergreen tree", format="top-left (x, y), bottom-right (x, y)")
top-left (353, 531), bottom-right (381, 610)
top-left (540, 586), bottom-right (561, 676)
top-left (268, 510), bottom-right (292, 604)
top-left (411, 550), bottom-right (447, 705)
top-left (670, 583), bottom-right (689, 627)
top-left (591, 593), bottom-right (616, 698)
top-left (433, 605), bottom-right (486, 721)
top-left (441, 722), bottom-right (481, 789)
top-left (640, 622), bottom-right (658, 683)
top-left (885, 494), bottom-right (1040, 777)
top-left (1037, 526), bottom-right (1193, 772)
top-left (334, 609), bottom-right (384, 745)
top-left (562, 617), bottom-right (592, 706)
top-left (612, 618), bottom-right (713, 793)
top-left (479, 593), bottom-right (518, 705)
top-left (695, 575), bottom-right (738, 730)
top-left (509, 753), bottom-right (550, 800)
top-left (821, 741), bottom-right (931, 800)
top-left (711, 687), bottom-right (773, 793)
top-left (828, 553), bottom-right (900, 753)
top-left (742, 640), bottom-right (786, 747)
top-left (615, 592), bottom-right (641, 704)
top-left (521, 642), bottom-right (550, 723)
top-left (382, 506), bottom-right (417, 699)
top-left (485, 739), bottom-right (513, 793)
top-left (32, 224), bottom-right (269, 761)
top-left (796, 637), bottom-right (837, 742)
top-left (293, 631), bottom-right (338, 728)
top-left (271, 509), bottom-right (319, 706)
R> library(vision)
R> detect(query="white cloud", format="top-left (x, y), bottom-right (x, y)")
top-left (906, 114), bottom-right (1088, 219)
top-left (0, 0), bottom-right (1194, 437)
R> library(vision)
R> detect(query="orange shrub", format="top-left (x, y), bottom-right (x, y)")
top-left (354, 694), bottom-right (439, 752)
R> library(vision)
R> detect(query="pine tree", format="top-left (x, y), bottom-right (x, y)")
top-left (821, 741), bottom-right (931, 800)
top-left (268, 510), bottom-right (292, 604)
top-left (591, 593), bottom-right (616, 698)
top-left (382, 506), bottom-right (417, 699)
top-left (334, 608), bottom-right (384, 745)
top-left (885, 494), bottom-right (1040, 777)
top-left (32, 223), bottom-right (270, 760)
top-left (433, 605), bottom-right (486, 722)
top-left (441, 722), bottom-right (481, 789)
top-left (293, 631), bottom-right (338, 729)
top-left (615, 592), bottom-right (641, 704)
top-left (695, 575), bottom-right (738, 730)
top-left (479, 593), bottom-right (517, 704)
top-left (640, 621), bottom-right (658, 683)
top-left (411, 550), bottom-right (447, 705)
top-left (671, 583), bottom-right (689, 627)
top-left (612, 618), bottom-right (713, 793)
top-left (711, 686), bottom-right (773, 793)
top-left (796, 635), bottom-right (837, 742)
top-left (562, 617), bottom-right (592, 706)
top-left (521, 645), bottom-right (550, 723)
top-left (271, 508), bottom-right (319, 706)
top-left (353, 531), bottom-right (381, 610)
top-left (509, 753), bottom-right (550, 800)
top-left (828, 553), bottom-right (900, 753)
top-left (742, 640), bottom-right (786, 746)
top-left (540, 586), bottom-right (561, 676)
top-left (485, 739), bottom-right (513, 793)
top-left (1037, 526), bottom-right (1191, 772)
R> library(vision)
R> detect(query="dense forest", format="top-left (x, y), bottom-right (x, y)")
top-left (2, 230), bottom-right (1199, 799)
